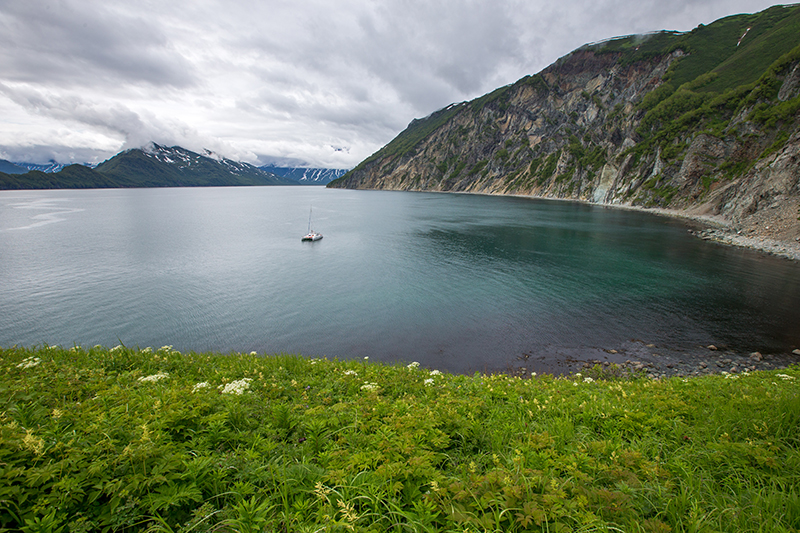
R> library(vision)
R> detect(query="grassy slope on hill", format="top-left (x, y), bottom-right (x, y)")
top-left (2, 346), bottom-right (798, 532)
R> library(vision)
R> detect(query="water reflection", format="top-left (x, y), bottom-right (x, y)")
top-left (0, 187), bottom-right (798, 375)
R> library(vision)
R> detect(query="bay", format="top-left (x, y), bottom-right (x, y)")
top-left (1, 186), bottom-right (798, 374)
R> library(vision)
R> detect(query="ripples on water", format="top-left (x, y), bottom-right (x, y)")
top-left (1, 187), bottom-right (798, 374)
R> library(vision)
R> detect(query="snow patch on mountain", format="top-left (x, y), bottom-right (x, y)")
top-left (261, 165), bottom-right (349, 185)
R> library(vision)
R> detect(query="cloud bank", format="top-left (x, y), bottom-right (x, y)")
top-left (0, 0), bottom-right (782, 168)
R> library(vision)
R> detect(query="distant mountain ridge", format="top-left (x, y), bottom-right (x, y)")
top-left (260, 165), bottom-right (348, 185)
top-left (1, 145), bottom-right (348, 189)
top-left (330, 4), bottom-right (800, 245)
top-left (93, 143), bottom-right (295, 187)
top-left (12, 161), bottom-right (70, 174)
top-left (0, 144), bottom-right (296, 189)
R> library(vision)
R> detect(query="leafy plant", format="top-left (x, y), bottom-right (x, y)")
top-left (1, 345), bottom-right (799, 531)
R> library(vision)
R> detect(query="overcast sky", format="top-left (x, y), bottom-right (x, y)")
top-left (0, 0), bottom-right (783, 168)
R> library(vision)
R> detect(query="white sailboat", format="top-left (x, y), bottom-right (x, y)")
top-left (301, 207), bottom-right (323, 241)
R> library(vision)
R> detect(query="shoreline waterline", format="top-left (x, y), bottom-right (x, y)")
top-left (401, 188), bottom-right (800, 260)
top-left (500, 191), bottom-right (800, 261)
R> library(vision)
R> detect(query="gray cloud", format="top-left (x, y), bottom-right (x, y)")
top-left (0, 0), bottom-right (782, 168)
top-left (0, 1), bottom-right (196, 89)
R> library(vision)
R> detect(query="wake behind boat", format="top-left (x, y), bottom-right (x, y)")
top-left (301, 207), bottom-right (322, 242)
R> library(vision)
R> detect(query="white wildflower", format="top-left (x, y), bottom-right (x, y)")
top-left (110, 345), bottom-right (123, 353)
top-left (158, 345), bottom-right (173, 353)
top-left (776, 374), bottom-right (796, 381)
top-left (407, 362), bottom-right (420, 369)
top-left (429, 370), bottom-right (442, 376)
top-left (219, 378), bottom-right (252, 395)
top-left (424, 378), bottom-right (435, 386)
top-left (364, 356), bottom-right (369, 360)
top-left (16, 357), bottom-right (41, 369)
top-left (192, 382), bottom-right (210, 392)
top-left (360, 382), bottom-right (379, 392)
top-left (343, 370), bottom-right (358, 376)
top-left (141, 347), bottom-right (152, 354)
top-left (583, 377), bottom-right (594, 383)
top-left (138, 372), bottom-right (169, 383)
top-left (22, 429), bottom-right (45, 456)
top-left (249, 351), bottom-right (257, 356)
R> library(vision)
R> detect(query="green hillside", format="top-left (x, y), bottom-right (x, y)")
top-left (0, 165), bottom-right (118, 190)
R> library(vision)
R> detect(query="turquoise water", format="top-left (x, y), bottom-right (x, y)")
top-left (1, 186), bottom-right (798, 373)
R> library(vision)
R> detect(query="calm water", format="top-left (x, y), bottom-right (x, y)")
top-left (1, 186), bottom-right (799, 374)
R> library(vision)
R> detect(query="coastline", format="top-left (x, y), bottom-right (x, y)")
top-left (505, 338), bottom-right (800, 381)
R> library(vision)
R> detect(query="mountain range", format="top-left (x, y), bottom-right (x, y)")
top-left (259, 165), bottom-right (348, 185)
top-left (329, 4), bottom-right (800, 245)
top-left (0, 144), bottom-right (345, 189)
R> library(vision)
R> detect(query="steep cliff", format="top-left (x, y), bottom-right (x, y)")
top-left (330, 5), bottom-right (800, 247)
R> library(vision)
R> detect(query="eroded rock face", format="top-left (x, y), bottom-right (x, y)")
top-left (701, 131), bottom-right (800, 242)
top-left (778, 62), bottom-right (800, 101)
top-left (332, 49), bottom-right (800, 245)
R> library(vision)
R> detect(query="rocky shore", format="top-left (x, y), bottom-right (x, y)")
top-left (508, 339), bottom-right (800, 380)
top-left (614, 203), bottom-right (800, 262)
top-left (691, 227), bottom-right (800, 261)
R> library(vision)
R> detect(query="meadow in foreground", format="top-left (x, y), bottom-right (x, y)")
top-left (1, 345), bottom-right (798, 532)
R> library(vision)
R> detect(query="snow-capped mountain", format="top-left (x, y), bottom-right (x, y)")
top-left (260, 165), bottom-right (348, 185)
top-left (91, 143), bottom-right (295, 187)
top-left (141, 143), bottom-right (271, 178)
top-left (12, 161), bottom-right (70, 173)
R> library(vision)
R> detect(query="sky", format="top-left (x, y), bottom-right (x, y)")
top-left (0, 1), bottom-right (784, 169)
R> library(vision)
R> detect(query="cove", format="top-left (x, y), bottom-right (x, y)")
top-left (1, 186), bottom-right (798, 375)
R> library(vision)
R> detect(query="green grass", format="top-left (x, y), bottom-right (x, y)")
top-left (2, 345), bottom-right (799, 532)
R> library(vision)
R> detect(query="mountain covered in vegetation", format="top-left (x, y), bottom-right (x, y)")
top-left (330, 5), bottom-right (800, 244)
top-left (0, 144), bottom-right (295, 189)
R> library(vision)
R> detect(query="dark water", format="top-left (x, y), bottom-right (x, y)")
top-left (1, 186), bottom-right (798, 374)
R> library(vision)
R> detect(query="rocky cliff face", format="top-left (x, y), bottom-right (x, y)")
top-left (331, 7), bottom-right (800, 247)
